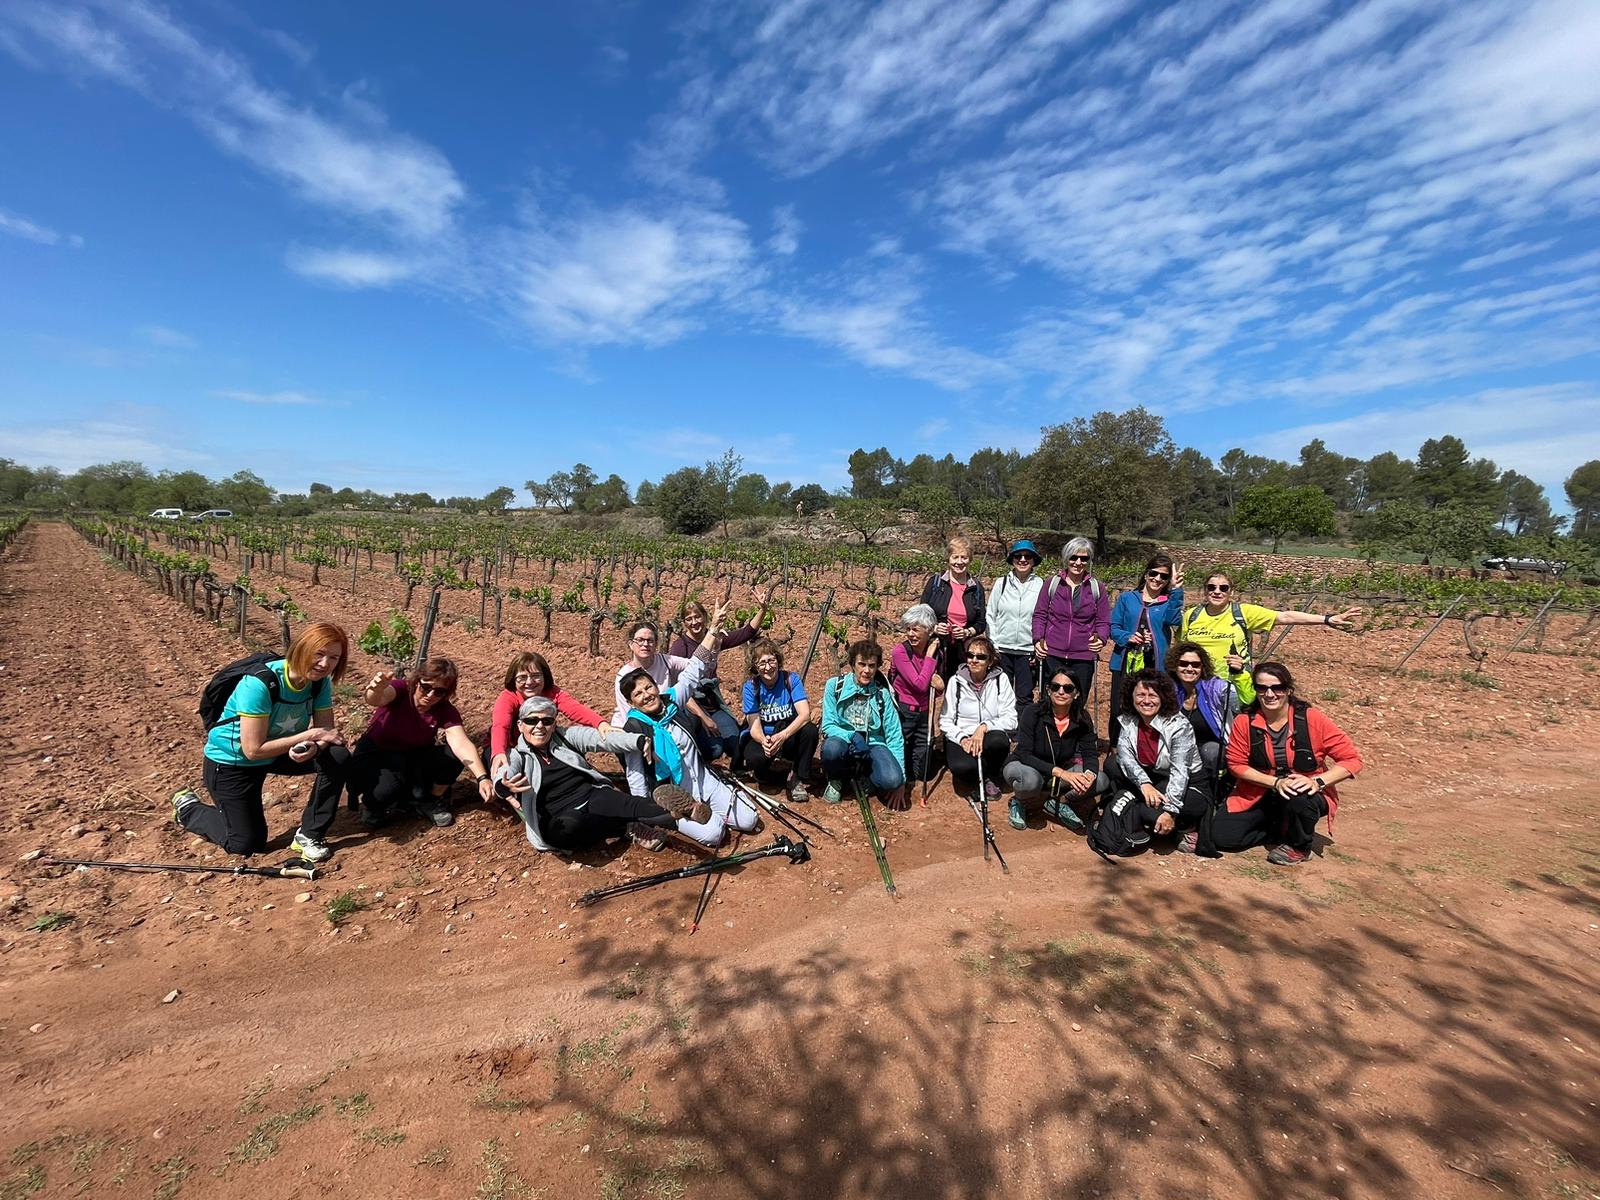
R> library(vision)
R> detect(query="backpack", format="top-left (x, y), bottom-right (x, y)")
top-left (1046, 574), bottom-right (1102, 606)
top-left (1088, 788), bottom-right (1156, 859)
top-left (1246, 701), bottom-right (1318, 778)
top-left (198, 653), bottom-right (281, 730)
top-left (1185, 602), bottom-right (1252, 665)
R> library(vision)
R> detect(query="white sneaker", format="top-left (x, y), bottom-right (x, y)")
top-left (289, 830), bottom-right (332, 863)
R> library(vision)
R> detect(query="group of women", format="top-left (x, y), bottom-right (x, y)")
top-left (173, 537), bottom-right (1364, 870)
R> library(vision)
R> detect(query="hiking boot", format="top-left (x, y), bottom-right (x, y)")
top-left (788, 778), bottom-right (812, 805)
top-left (654, 784), bottom-right (712, 826)
top-left (170, 787), bottom-right (201, 827)
top-left (413, 794), bottom-right (454, 828)
top-left (823, 780), bottom-right (843, 804)
top-left (1008, 798), bottom-right (1027, 831)
top-left (358, 802), bottom-right (388, 831)
top-left (983, 778), bottom-right (1002, 800)
top-left (1176, 830), bottom-right (1198, 855)
top-left (1056, 803), bottom-right (1086, 833)
top-left (627, 822), bottom-right (667, 851)
top-left (289, 830), bottom-right (331, 863)
top-left (1267, 844), bottom-right (1311, 866)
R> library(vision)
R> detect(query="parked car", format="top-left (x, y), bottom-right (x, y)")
top-left (1481, 556), bottom-right (1567, 576)
top-left (149, 508), bottom-right (184, 520)
top-left (189, 509), bottom-right (234, 522)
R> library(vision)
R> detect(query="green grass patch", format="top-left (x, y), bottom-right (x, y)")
top-left (473, 1081), bottom-right (534, 1113)
top-left (415, 1147), bottom-right (451, 1168)
top-left (0, 1165), bottom-right (44, 1200)
top-left (27, 912), bottom-right (73, 933)
top-left (334, 1092), bottom-right (373, 1119)
top-left (237, 1079), bottom-right (272, 1115)
top-left (326, 892), bottom-right (366, 927)
top-left (153, 1156), bottom-right (191, 1200)
top-left (476, 1139), bottom-right (534, 1200)
top-left (359, 1127), bottom-right (407, 1148)
top-left (557, 1015), bottom-right (639, 1080)
top-left (225, 1103), bottom-right (323, 1167)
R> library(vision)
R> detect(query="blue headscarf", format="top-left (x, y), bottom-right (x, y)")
top-left (627, 699), bottom-right (684, 786)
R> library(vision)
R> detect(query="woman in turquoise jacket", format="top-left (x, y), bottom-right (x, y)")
top-left (819, 639), bottom-right (906, 808)
top-left (1108, 554), bottom-right (1185, 731)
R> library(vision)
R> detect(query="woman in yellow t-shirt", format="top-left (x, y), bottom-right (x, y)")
top-left (1178, 573), bottom-right (1361, 678)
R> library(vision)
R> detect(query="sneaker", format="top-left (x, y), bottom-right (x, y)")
top-left (1176, 830), bottom-right (1198, 855)
top-left (289, 830), bottom-right (331, 863)
top-left (1008, 798), bottom-right (1026, 831)
top-left (1057, 803), bottom-right (1086, 833)
top-left (170, 787), bottom-right (201, 827)
top-left (788, 779), bottom-right (812, 805)
top-left (653, 784), bottom-right (712, 826)
top-left (358, 802), bottom-right (387, 831)
top-left (413, 794), bottom-right (454, 828)
top-left (983, 778), bottom-right (1001, 800)
top-left (627, 821), bottom-right (667, 851)
top-left (1267, 844), bottom-right (1311, 866)
top-left (823, 780), bottom-right (843, 804)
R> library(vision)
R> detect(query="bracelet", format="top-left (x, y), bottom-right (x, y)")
top-left (474, 774), bottom-right (488, 783)
top-left (1323, 614), bottom-right (1332, 625)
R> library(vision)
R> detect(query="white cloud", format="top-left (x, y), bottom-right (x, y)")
top-left (139, 324), bottom-right (197, 349)
top-left (769, 205), bottom-right (801, 256)
top-left (0, 206), bottom-right (81, 247)
top-left (510, 206), bottom-right (754, 345)
top-left (212, 388), bottom-right (328, 406)
top-left (0, 1), bottom-right (464, 239)
top-left (0, 419), bottom-right (212, 473)
top-left (286, 246), bottom-right (417, 288)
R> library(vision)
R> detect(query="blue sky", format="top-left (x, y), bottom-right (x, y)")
top-left (2, 0), bottom-right (1598, 503)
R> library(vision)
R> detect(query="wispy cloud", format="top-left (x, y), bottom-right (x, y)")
top-left (286, 246), bottom-right (418, 288)
top-left (0, 418), bottom-right (212, 473)
top-left (212, 388), bottom-right (328, 406)
top-left (0, 205), bottom-right (81, 247)
top-left (139, 324), bottom-right (197, 349)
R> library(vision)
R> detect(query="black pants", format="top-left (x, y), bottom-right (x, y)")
top-left (185, 754), bottom-right (343, 856)
top-left (898, 700), bottom-right (939, 782)
top-left (741, 721), bottom-right (818, 785)
top-left (1108, 667), bottom-right (1125, 734)
top-left (323, 739), bottom-right (464, 815)
top-left (1102, 759), bottom-right (1212, 831)
top-left (945, 729), bottom-right (1012, 787)
top-left (997, 650), bottom-right (1037, 708)
top-left (1211, 790), bottom-right (1328, 853)
top-left (543, 784), bottom-right (672, 850)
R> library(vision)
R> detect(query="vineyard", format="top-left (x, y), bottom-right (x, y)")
top-left (3, 518), bottom-right (1599, 1200)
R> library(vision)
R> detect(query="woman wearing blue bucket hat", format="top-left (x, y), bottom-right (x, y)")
top-left (986, 539), bottom-right (1045, 706)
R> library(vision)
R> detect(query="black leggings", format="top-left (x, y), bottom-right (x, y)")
top-left (324, 740), bottom-right (464, 814)
top-left (542, 785), bottom-right (672, 850)
top-left (898, 700), bottom-right (939, 782)
top-left (1211, 790), bottom-right (1328, 853)
top-left (184, 755), bottom-right (343, 856)
top-left (741, 721), bottom-right (818, 785)
top-left (945, 729), bottom-right (1012, 787)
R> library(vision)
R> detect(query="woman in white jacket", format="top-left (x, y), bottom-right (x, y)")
top-left (939, 635), bottom-right (1018, 798)
top-left (986, 539), bottom-right (1045, 706)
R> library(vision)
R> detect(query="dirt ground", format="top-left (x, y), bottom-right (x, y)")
top-left (2, 521), bottom-right (1598, 1200)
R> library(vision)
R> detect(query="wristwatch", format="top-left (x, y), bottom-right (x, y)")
top-left (1313, 776), bottom-right (1326, 792)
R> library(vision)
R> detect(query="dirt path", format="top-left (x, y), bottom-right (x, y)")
top-left (3, 523), bottom-right (1599, 1199)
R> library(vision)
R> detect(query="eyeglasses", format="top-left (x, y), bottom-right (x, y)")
top-left (1067, 555), bottom-right (1091, 563)
top-left (1176, 660), bottom-right (1203, 670)
top-left (966, 653), bottom-right (991, 662)
top-left (1255, 683), bottom-right (1287, 695)
top-left (1206, 584), bottom-right (1231, 593)
top-left (755, 657), bottom-right (779, 667)
top-left (1047, 682), bottom-right (1077, 694)
top-left (417, 681), bottom-right (450, 696)
top-left (1146, 571), bottom-right (1170, 580)
top-left (631, 635), bottom-right (655, 646)
top-left (513, 672), bottom-right (542, 684)
top-left (520, 715), bottom-right (556, 727)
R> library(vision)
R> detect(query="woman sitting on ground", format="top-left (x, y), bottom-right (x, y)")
top-left (339, 656), bottom-right (495, 830)
top-left (668, 586), bottom-right (774, 763)
top-left (611, 620), bottom-right (691, 724)
top-left (820, 639), bottom-right (906, 808)
top-left (1219, 661), bottom-right (1363, 866)
top-left (940, 634), bottom-right (1018, 798)
top-left (1032, 536), bottom-right (1110, 699)
top-left (1178, 572), bottom-right (1361, 677)
top-left (920, 535), bottom-right (986, 677)
top-left (172, 622), bottom-right (351, 863)
top-left (1108, 554), bottom-right (1185, 730)
top-left (1003, 665), bottom-right (1100, 832)
top-left (740, 638), bottom-right (818, 804)
top-left (889, 604), bottom-right (943, 787)
top-left (622, 599), bottom-right (764, 847)
top-left (1107, 669), bottom-right (1211, 849)
top-left (986, 539), bottom-right (1044, 706)
top-left (1166, 639), bottom-right (1246, 786)
top-left (488, 650), bottom-right (611, 777)
top-left (494, 696), bottom-right (709, 853)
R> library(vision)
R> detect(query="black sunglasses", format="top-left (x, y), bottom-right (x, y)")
top-left (417, 681), bottom-right (450, 696)
top-left (520, 715), bottom-right (556, 727)
top-left (966, 653), bottom-right (991, 661)
top-left (1146, 571), bottom-right (1171, 580)
top-left (1176, 659), bottom-right (1204, 669)
top-left (1256, 683), bottom-right (1288, 695)
top-left (1067, 555), bottom-right (1091, 562)
top-left (1047, 682), bottom-right (1077, 693)
top-left (1206, 584), bottom-right (1231, 593)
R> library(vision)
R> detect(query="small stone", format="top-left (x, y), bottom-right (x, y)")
top-left (161, 989), bottom-right (181, 1004)
top-left (295, 892), bottom-right (313, 903)
top-left (227, 917), bottom-right (248, 928)
top-left (29, 1023), bottom-right (45, 1033)
top-left (260, 904), bottom-right (275, 911)
top-left (160, 894), bottom-right (173, 904)
top-left (43, 755), bottom-right (54, 764)
top-left (20, 849), bottom-right (43, 862)
top-left (68, 824), bottom-right (86, 837)
top-left (1071, 1023), bottom-right (1082, 1032)
top-left (444, 923), bottom-right (456, 935)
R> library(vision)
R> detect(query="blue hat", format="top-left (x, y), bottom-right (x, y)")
top-left (1007, 539), bottom-right (1039, 562)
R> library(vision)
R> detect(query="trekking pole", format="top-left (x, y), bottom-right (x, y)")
top-left (973, 748), bottom-right (1009, 872)
top-left (41, 857), bottom-right (317, 880)
top-left (919, 701), bottom-right (935, 807)
top-left (851, 774), bottom-right (897, 897)
top-left (576, 836), bottom-right (809, 907)
top-left (691, 830), bottom-right (740, 933)
top-left (714, 766), bottom-right (835, 839)
top-left (798, 588), bottom-right (836, 683)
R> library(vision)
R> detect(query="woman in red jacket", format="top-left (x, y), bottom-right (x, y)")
top-left (487, 651), bottom-right (611, 777)
top-left (1221, 661), bottom-right (1363, 866)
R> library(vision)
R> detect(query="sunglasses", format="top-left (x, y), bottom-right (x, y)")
top-left (1012, 553), bottom-right (1036, 562)
top-left (966, 653), bottom-right (991, 662)
top-left (1047, 682), bottom-right (1077, 694)
top-left (1146, 571), bottom-right (1171, 580)
top-left (1067, 555), bottom-right (1091, 562)
top-left (417, 681), bottom-right (450, 696)
top-left (520, 715), bottom-right (556, 727)
top-left (1256, 683), bottom-right (1287, 695)
top-left (1206, 584), bottom-right (1231, 593)
top-left (1176, 660), bottom-right (1203, 670)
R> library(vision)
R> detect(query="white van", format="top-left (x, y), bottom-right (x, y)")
top-left (149, 508), bottom-right (184, 520)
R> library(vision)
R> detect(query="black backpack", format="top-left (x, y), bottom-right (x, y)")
top-left (198, 653), bottom-right (281, 730)
top-left (1088, 788), bottom-right (1157, 859)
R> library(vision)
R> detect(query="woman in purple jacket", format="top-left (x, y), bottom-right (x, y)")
top-left (1031, 536), bottom-right (1110, 703)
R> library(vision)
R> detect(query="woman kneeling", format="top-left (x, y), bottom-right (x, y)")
top-left (820, 639), bottom-right (906, 807)
top-left (940, 635), bottom-right (1018, 798)
top-left (1220, 661), bottom-right (1363, 866)
top-left (1102, 669), bottom-right (1212, 852)
top-left (1003, 666), bottom-right (1100, 832)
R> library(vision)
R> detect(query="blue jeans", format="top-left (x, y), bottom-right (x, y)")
top-left (820, 738), bottom-right (905, 794)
